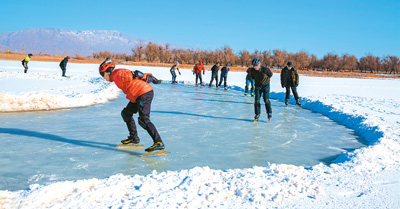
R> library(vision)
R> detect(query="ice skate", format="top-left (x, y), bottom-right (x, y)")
top-left (145, 142), bottom-right (165, 152)
top-left (116, 136), bottom-right (144, 148)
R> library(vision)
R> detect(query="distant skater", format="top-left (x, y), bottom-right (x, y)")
top-left (170, 61), bottom-right (181, 83)
top-left (249, 58), bottom-right (273, 121)
top-left (209, 62), bottom-right (220, 87)
top-left (193, 59), bottom-right (205, 86)
top-left (59, 56), bottom-right (70, 77)
top-left (218, 63), bottom-right (230, 90)
top-left (245, 67), bottom-right (255, 96)
top-left (98, 59), bottom-right (165, 152)
top-left (281, 62), bottom-right (301, 106)
top-left (22, 54), bottom-right (32, 73)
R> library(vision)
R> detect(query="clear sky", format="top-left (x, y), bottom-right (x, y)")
top-left (2, 0), bottom-right (399, 58)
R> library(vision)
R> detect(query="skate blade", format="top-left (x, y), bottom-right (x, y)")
top-left (140, 149), bottom-right (171, 157)
top-left (116, 144), bottom-right (144, 148)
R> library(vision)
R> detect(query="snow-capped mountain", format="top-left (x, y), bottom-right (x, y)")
top-left (0, 28), bottom-right (167, 56)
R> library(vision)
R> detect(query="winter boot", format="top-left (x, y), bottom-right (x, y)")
top-left (268, 113), bottom-right (272, 121)
top-left (254, 114), bottom-right (260, 121)
top-left (145, 142), bottom-right (165, 152)
top-left (121, 136), bottom-right (140, 144)
top-left (201, 83), bottom-right (205, 86)
top-left (244, 92), bottom-right (248, 96)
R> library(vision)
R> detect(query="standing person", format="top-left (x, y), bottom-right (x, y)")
top-left (98, 59), bottom-right (165, 152)
top-left (59, 56), bottom-right (70, 77)
top-left (281, 62), bottom-right (301, 106)
top-left (193, 59), bottom-right (205, 86)
top-left (245, 67), bottom-right (255, 96)
top-left (22, 54), bottom-right (32, 73)
top-left (170, 61), bottom-right (181, 83)
top-left (249, 58), bottom-right (273, 121)
top-left (209, 62), bottom-right (220, 87)
top-left (218, 63), bottom-right (230, 90)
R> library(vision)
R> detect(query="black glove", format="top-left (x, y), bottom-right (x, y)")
top-left (132, 70), bottom-right (144, 79)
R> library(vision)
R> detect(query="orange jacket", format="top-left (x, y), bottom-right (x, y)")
top-left (110, 68), bottom-right (153, 102)
top-left (193, 63), bottom-right (205, 74)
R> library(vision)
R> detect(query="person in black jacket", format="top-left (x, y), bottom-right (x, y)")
top-left (59, 56), bottom-right (70, 77)
top-left (209, 62), bottom-right (220, 87)
top-left (249, 58), bottom-right (273, 121)
top-left (280, 62), bottom-right (301, 106)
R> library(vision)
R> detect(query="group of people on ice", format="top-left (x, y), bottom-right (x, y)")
top-left (98, 57), bottom-right (301, 154)
top-left (170, 60), bottom-right (230, 90)
top-left (169, 58), bottom-right (301, 122)
top-left (20, 53), bottom-right (301, 154)
top-left (21, 53), bottom-right (70, 77)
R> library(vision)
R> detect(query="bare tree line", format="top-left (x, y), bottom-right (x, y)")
top-left (92, 41), bottom-right (400, 74)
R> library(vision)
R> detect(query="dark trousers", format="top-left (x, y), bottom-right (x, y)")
top-left (254, 84), bottom-right (272, 115)
top-left (285, 85), bottom-right (299, 102)
top-left (121, 90), bottom-right (162, 143)
top-left (209, 73), bottom-right (218, 86)
top-left (22, 62), bottom-right (28, 73)
top-left (195, 73), bottom-right (203, 84)
top-left (218, 75), bottom-right (227, 88)
top-left (60, 66), bottom-right (66, 76)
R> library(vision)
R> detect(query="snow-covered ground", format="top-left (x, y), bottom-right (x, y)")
top-left (0, 60), bottom-right (399, 208)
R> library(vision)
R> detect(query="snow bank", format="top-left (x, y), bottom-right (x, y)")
top-left (0, 63), bottom-right (120, 112)
top-left (1, 61), bottom-right (400, 208)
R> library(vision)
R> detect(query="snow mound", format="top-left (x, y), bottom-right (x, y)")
top-left (0, 71), bottom-right (120, 112)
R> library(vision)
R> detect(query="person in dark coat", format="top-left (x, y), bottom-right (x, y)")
top-left (249, 58), bottom-right (273, 121)
top-left (218, 63), bottom-right (230, 90)
top-left (280, 62), bottom-right (301, 106)
top-left (59, 56), bottom-right (70, 77)
top-left (209, 62), bottom-right (220, 87)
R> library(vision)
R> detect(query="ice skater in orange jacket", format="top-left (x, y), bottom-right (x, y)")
top-left (193, 59), bottom-right (205, 86)
top-left (99, 59), bottom-right (165, 152)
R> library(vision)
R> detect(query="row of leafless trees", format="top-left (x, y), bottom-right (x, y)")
top-left (92, 41), bottom-right (400, 74)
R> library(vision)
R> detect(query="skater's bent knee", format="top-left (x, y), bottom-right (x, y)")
top-left (121, 108), bottom-right (132, 122)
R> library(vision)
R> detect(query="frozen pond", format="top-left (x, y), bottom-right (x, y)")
top-left (0, 83), bottom-right (366, 191)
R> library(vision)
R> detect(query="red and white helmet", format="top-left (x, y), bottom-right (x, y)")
top-left (99, 58), bottom-right (115, 76)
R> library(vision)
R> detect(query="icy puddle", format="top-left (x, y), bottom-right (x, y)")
top-left (0, 83), bottom-right (366, 191)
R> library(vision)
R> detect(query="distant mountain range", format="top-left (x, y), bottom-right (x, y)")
top-left (0, 28), bottom-right (173, 56)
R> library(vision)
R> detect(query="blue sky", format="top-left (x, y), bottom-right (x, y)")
top-left (2, 0), bottom-right (399, 58)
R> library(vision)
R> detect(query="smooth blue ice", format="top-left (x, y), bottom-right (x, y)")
top-left (0, 83), bottom-right (365, 191)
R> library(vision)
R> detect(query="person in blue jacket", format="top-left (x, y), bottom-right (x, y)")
top-left (245, 67), bottom-right (255, 96)
top-left (218, 63), bottom-right (230, 90)
top-left (59, 56), bottom-right (70, 77)
top-left (170, 61), bottom-right (181, 83)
